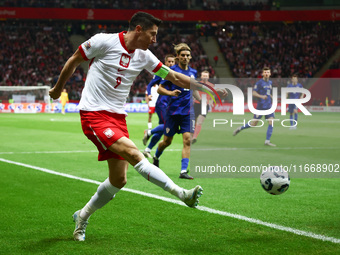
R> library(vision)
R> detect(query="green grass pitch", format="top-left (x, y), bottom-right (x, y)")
top-left (0, 112), bottom-right (339, 254)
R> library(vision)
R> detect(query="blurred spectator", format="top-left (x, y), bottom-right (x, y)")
top-left (329, 57), bottom-right (340, 70)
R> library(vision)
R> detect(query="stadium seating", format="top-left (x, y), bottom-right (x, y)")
top-left (215, 22), bottom-right (339, 92)
top-left (0, 20), bottom-right (214, 101)
top-left (0, 0), bottom-right (271, 10)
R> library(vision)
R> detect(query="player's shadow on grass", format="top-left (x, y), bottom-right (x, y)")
top-left (23, 237), bottom-right (75, 252)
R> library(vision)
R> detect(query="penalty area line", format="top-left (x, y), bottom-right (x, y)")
top-left (0, 157), bottom-right (339, 244)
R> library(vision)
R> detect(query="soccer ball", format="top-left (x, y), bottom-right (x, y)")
top-left (260, 166), bottom-right (290, 195)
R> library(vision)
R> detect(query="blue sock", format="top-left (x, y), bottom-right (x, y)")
top-left (266, 125), bottom-right (273, 140)
top-left (181, 158), bottom-right (189, 171)
top-left (151, 124), bottom-right (164, 135)
top-left (294, 113), bottom-right (298, 122)
top-left (155, 147), bottom-right (163, 159)
top-left (241, 123), bottom-right (251, 130)
top-left (148, 132), bottom-right (163, 150)
top-left (290, 114), bottom-right (294, 126)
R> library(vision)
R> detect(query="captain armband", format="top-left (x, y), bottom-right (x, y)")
top-left (154, 65), bottom-right (170, 79)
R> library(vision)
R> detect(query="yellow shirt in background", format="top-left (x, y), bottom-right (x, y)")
top-left (60, 92), bottom-right (69, 105)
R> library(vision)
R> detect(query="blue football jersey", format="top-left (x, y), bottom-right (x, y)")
top-left (146, 75), bottom-right (162, 95)
top-left (287, 83), bottom-right (303, 99)
top-left (161, 64), bottom-right (197, 115)
top-left (253, 79), bottom-right (273, 110)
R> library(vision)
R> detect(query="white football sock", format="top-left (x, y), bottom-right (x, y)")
top-left (148, 122), bottom-right (152, 129)
top-left (145, 147), bottom-right (151, 153)
top-left (80, 178), bottom-right (120, 220)
top-left (134, 158), bottom-right (184, 200)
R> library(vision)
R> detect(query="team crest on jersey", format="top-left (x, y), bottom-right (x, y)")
top-left (166, 128), bottom-right (170, 134)
top-left (120, 53), bottom-right (131, 68)
top-left (103, 128), bottom-right (115, 138)
top-left (84, 41), bottom-right (91, 50)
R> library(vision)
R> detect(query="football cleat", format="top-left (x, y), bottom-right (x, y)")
top-left (72, 210), bottom-right (88, 241)
top-left (192, 138), bottom-right (197, 144)
top-left (142, 150), bottom-right (152, 158)
top-left (153, 156), bottom-right (159, 167)
top-left (179, 172), bottom-right (194, 180)
top-left (264, 141), bottom-right (276, 147)
top-left (233, 127), bottom-right (241, 136)
top-left (142, 129), bottom-right (151, 146)
top-left (182, 185), bottom-right (203, 208)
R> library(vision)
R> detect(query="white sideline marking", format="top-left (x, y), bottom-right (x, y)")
top-left (1, 157), bottom-right (339, 244)
top-left (1, 146), bottom-right (339, 155)
top-left (0, 150), bottom-right (98, 155)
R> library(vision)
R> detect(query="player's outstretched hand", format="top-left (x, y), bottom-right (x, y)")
top-left (49, 87), bottom-right (62, 100)
top-left (171, 89), bottom-right (181, 97)
top-left (216, 88), bottom-right (228, 98)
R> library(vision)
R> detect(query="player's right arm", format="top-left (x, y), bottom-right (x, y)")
top-left (253, 90), bottom-right (267, 100)
top-left (49, 49), bottom-right (85, 99)
top-left (253, 82), bottom-right (267, 100)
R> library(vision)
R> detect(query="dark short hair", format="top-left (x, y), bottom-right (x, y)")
top-left (129, 12), bottom-right (162, 31)
top-left (262, 67), bottom-right (270, 72)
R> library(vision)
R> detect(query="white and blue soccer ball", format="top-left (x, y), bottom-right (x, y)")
top-left (260, 166), bottom-right (290, 195)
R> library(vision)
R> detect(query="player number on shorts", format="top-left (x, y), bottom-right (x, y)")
top-left (114, 77), bottom-right (122, 89)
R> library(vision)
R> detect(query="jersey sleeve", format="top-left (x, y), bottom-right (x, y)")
top-left (146, 76), bottom-right (162, 95)
top-left (144, 50), bottom-right (170, 79)
top-left (78, 33), bottom-right (108, 61)
top-left (254, 81), bottom-right (260, 92)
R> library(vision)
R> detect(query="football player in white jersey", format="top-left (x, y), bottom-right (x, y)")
top-left (49, 12), bottom-right (203, 242)
top-left (145, 83), bottom-right (159, 130)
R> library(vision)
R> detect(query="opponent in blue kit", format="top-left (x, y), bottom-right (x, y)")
top-left (287, 74), bottom-right (304, 130)
top-left (153, 43), bottom-right (198, 179)
top-left (142, 54), bottom-right (175, 157)
top-left (233, 67), bottom-right (276, 146)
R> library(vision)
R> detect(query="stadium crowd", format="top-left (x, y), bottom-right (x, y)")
top-left (0, 21), bottom-right (85, 100)
top-left (1, 0), bottom-right (271, 10)
top-left (216, 22), bottom-right (339, 91)
top-left (0, 21), bottom-right (214, 102)
top-left (1, 18), bottom-right (339, 102)
top-left (201, 0), bottom-right (271, 10)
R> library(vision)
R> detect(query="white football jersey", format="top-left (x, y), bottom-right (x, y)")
top-left (78, 32), bottom-right (162, 115)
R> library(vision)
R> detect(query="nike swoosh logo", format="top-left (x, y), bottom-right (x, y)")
top-left (117, 68), bottom-right (125, 72)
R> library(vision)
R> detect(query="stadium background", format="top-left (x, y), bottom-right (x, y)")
top-left (0, 1), bottom-right (339, 254)
top-left (0, 0), bottom-right (339, 112)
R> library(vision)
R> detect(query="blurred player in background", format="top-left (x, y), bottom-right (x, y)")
top-left (287, 74), bottom-right (304, 130)
top-left (143, 54), bottom-right (175, 158)
top-left (153, 43), bottom-right (197, 179)
top-left (233, 67), bottom-right (276, 146)
top-left (145, 83), bottom-right (159, 130)
top-left (49, 12), bottom-right (203, 242)
top-left (60, 88), bottom-right (69, 114)
top-left (192, 70), bottom-right (216, 144)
